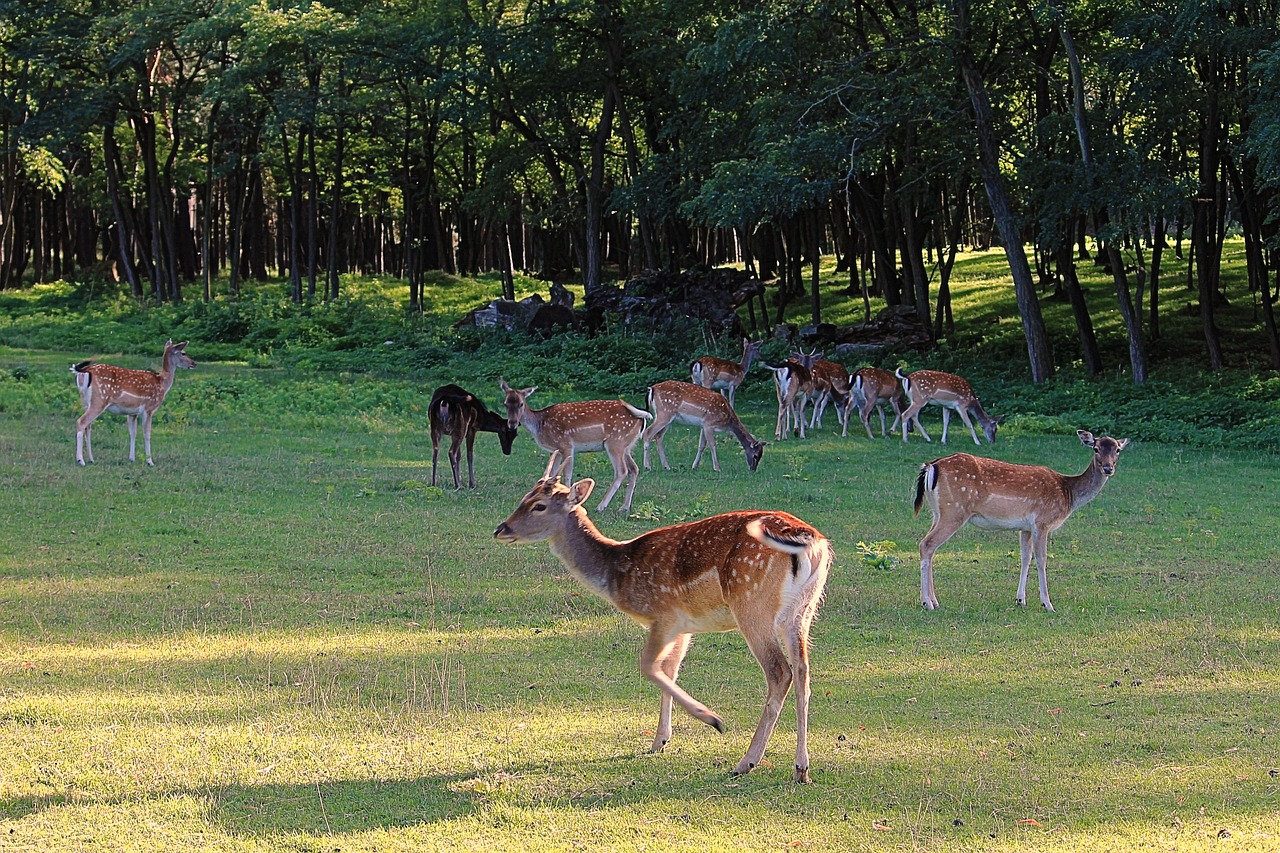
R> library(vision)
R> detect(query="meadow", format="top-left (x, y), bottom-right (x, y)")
top-left (1, 250), bottom-right (1279, 851)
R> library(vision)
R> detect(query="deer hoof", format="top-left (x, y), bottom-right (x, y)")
top-left (1015, 598), bottom-right (1026, 607)
top-left (794, 765), bottom-right (812, 784)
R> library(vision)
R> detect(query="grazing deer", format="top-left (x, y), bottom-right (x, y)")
top-left (764, 357), bottom-right (818, 441)
top-left (690, 338), bottom-right (763, 408)
top-left (799, 356), bottom-right (853, 435)
top-left (71, 339), bottom-right (196, 466)
top-left (642, 380), bottom-right (766, 473)
top-left (913, 430), bottom-right (1130, 612)
top-left (429, 384), bottom-right (518, 489)
top-left (494, 455), bottom-right (832, 782)
top-left (896, 368), bottom-right (1002, 445)
top-left (500, 380), bottom-right (652, 511)
top-left (850, 367), bottom-right (904, 439)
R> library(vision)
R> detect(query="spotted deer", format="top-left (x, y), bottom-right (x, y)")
top-left (500, 380), bottom-right (652, 511)
top-left (850, 367), bottom-right (904, 439)
top-left (764, 357), bottom-right (818, 441)
top-left (690, 338), bottom-right (763, 408)
top-left (914, 430), bottom-right (1129, 612)
top-left (71, 340), bottom-right (196, 466)
top-left (494, 454), bottom-right (832, 782)
top-left (642, 380), bottom-right (766, 473)
top-left (896, 368), bottom-right (1002, 445)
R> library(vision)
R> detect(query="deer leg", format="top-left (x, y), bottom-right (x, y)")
top-left (142, 411), bottom-right (158, 466)
top-left (940, 408), bottom-right (953, 444)
top-left (734, 620), bottom-right (794, 778)
top-left (693, 425), bottom-right (720, 472)
top-left (1016, 530), bottom-right (1034, 606)
top-left (430, 435), bottom-right (441, 487)
top-left (776, 587), bottom-right (822, 783)
top-left (76, 409), bottom-right (100, 465)
top-left (596, 445), bottom-right (633, 511)
top-left (465, 429), bottom-right (477, 488)
top-left (642, 416), bottom-right (673, 471)
top-left (888, 400), bottom-right (904, 435)
top-left (1033, 528), bottom-right (1054, 612)
top-left (862, 403), bottom-right (877, 439)
top-left (639, 624), bottom-right (723, 733)
top-left (126, 414), bottom-right (139, 463)
top-left (649, 633), bottom-right (692, 753)
top-left (448, 433), bottom-right (464, 489)
top-left (619, 451), bottom-right (640, 512)
top-left (919, 517), bottom-right (964, 610)
top-left (654, 427), bottom-right (673, 471)
top-left (955, 407), bottom-right (982, 445)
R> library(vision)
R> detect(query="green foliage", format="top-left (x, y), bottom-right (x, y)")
top-left (856, 540), bottom-right (902, 571)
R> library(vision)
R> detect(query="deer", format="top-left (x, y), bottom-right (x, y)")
top-left (493, 453), bottom-right (832, 782)
top-left (797, 355), bottom-right (854, 435)
top-left (913, 430), bottom-right (1130, 612)
top-left (690, 338), bottom-right (763, 409)
top-left (763, 356), bottom-right (818, 441)
top-left (500, 380), bottom-right (652, 512)
top-left (429, 384), bottom-right (518, 489)
top-left (642, 380), bottom-right (766, 473)
top-left (850, 367), bottom-right (904, 439)
top-left (71, 339), bottom-right (196, 466)
top-left (896, 368), bottom-right (1003, 445)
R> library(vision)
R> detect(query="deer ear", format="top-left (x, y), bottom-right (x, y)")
top-left (567, 478), bottom-right (595, 507)
top-left (1078, 430), bottom-right (1096, 446)
top-left (499, 378), bottom-right (511, 392)
top-left (523, 386), bottom-right (538, 397)
top-left (1116, 438), bottom-right (1130, 451)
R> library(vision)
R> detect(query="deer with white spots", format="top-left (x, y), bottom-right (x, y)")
top-left (642, 380), bottom-right (766, 473)
top-left (494, 453), bottom-right (832, 782)
top-left (850, 367), bottom-right (904, 439)
top-left (763, 357), bottom-right (818, 441)
top-left (690, 338), bottom-right (762, 408)
top-left (896, 368), bottom-right (1002, 445)
top-left (500, 380), bottom-right (652, 512)
top-left (71, 340), bottom-right (196, 466)
top-left (914, 430), bottom-right (1129, 612)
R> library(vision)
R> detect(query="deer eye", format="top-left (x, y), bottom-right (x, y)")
top-left (531, 503), bottom-right (547, 513)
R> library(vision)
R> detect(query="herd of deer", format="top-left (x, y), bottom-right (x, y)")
top-left (70, 339), bottom-right (1128, 783)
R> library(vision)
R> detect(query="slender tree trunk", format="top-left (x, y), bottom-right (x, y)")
top-left (953, 0), bottom-right (1053, 381)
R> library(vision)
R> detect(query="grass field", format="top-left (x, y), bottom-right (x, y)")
top-left (1, 344), bottom-right (1278, 852)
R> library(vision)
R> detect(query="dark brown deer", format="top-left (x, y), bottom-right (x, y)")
top-left (429, 384), bottom-right (518, 489)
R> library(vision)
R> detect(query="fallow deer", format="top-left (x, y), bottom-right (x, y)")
top-left (494, 455), bottom-right (832, 782)
top-left (642, 380), bottom-right (766, 473)
top-left (764, 356), bottom-right (818, 440)
top-left (850, 367), bottom-right (904, 439)
top-left (896, 368), bottom-right (1002, 445)
top-left (71, 339), bottom-right (196, 466)
top-left (429, 384), bottom-right (518, 489)
top-left (798, 356), bottom-right (853, 435)
top-left (690, 338), bottom-right (763, 408)
top-left (913, 430), bottom-right (1130, 612)
top-left (500, 380), bottom-right (652, 512)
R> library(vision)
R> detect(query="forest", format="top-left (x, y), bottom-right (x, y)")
top-left (2, 0), bottom-right (1280, 380)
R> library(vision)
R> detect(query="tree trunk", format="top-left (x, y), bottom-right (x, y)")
top-left (953, 1), bottom-right (1054, 382)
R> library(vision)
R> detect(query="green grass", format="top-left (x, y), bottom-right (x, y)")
top-left (2, 344), bottom-right (1278, 851)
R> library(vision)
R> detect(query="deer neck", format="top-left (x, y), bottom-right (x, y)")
top-left (727, 418), bottom-right (758, 451)
top-left (1065, 460), bottom-right (1111, 511)
top-left (739, 346), bottom-right (758, 373)
top-left (546, 508), bottom-right (625, 598)
top-left (156, 354), bottom-right (181, 399)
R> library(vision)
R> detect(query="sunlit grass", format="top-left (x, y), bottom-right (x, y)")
top-left (2, 259), bottom-right (1279, 850)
